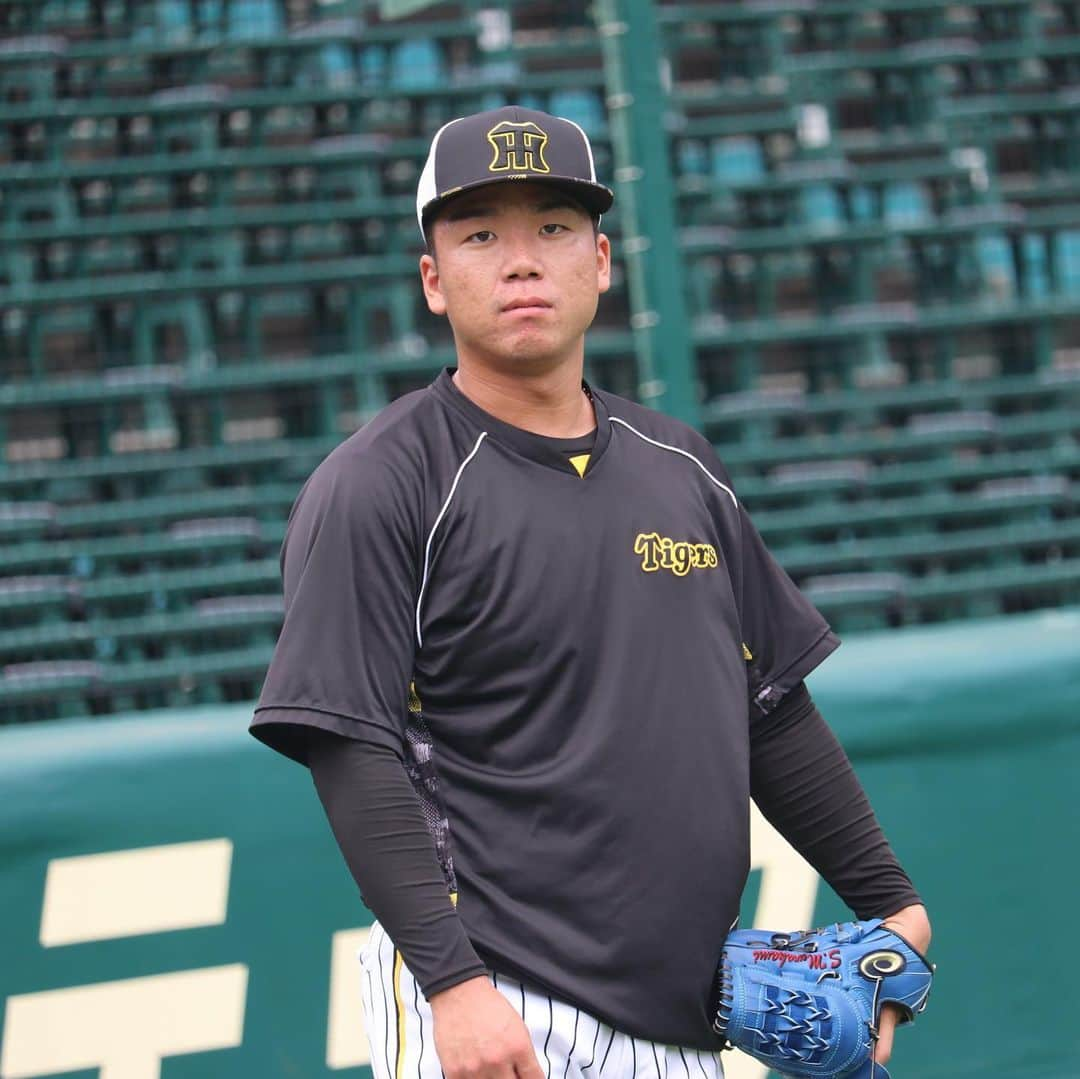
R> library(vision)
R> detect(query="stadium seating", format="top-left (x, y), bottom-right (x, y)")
top-left (2, 0), bottom-right (1079, 722)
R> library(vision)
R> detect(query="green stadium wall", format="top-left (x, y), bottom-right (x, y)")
top-left (2, 609), bottom-right (1079, 1079)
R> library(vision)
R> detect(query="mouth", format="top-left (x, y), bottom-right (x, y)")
top-left (501, 298), bottom-right (554, 314)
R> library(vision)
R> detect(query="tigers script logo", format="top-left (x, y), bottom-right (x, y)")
top-left (634, 532), bottom-right (718, 576)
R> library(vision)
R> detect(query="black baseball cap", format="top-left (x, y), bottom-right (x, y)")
top-left (416, 105), bottom-right (614, 239)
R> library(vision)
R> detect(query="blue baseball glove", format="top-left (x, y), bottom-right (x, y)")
top-left (711, 918), bottom-right (934, 1079)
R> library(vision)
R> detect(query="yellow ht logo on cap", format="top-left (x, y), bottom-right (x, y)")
top-left (487, 120), bottom-right (551, 174)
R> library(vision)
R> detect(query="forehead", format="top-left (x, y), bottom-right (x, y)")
top-left (436, 182), bottom-right (589, 224)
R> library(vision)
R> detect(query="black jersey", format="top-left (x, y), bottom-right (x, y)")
top-left (252, 368), bottom-right (839, 1049)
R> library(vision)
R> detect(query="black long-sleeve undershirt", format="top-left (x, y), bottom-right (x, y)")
top-left (307, 682), bottom-right (921, 1000)
top-left (307, 732), bottom-right (488, 997)
top-left (749, 682), bottom-right (922, 919)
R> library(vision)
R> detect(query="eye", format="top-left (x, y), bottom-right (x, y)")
top-left (465, 230), bottom-right (494, 244)
top-left (540, 223), bottom-right (567, 235)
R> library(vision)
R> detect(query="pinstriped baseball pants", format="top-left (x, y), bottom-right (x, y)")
top-left (359, 921), bottom-right (726, 1079)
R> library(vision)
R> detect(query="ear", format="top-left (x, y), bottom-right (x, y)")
top-left (419, 252), bottom-right (447, 316)
top-left (595, 232), bottom-right (612, 295)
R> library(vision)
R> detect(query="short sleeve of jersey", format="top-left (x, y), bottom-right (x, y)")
top-left (734, 503), bottom-right (840, 716)
top-left (250, 452), bottom-right (419, 765)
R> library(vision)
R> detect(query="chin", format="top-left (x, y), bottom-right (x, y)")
top-left (488, 330), bottom-right (564, 363)
top-left (492, 346), bottom-right (570, 375)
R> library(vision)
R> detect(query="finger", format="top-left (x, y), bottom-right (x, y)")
top-left (874, 1006), bottom-right (899, 1065)
top-left (461, 1054), bottom-right (520, 1079)
top-left (874, 1025), bottom-right (895, 1065)
top-left (512, 1046), bottom-right (546, 1079)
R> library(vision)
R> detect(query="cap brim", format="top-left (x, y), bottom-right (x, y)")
top-left (422, 175), bottom-right (614, 235)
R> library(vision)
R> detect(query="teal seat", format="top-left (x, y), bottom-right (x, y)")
top-left (0, 504), bottom-right (56, 544)
top-left (156, 0), bottom-right (193, 41)
top-left (195, 0), bottom-right (225, 37)
top-left (799, 183), bottom-right (844, 228)
top-left (850, 185), bottom-right (876, 222)
top-left (358, 45), bottom-right (386, 88)
top-left (1057, 230), bottom-right (1080, 297)
top-left (0, 36), bottom-right (64, 102)
top-left (549, 89), bottom-right (606, 137)
top-left (480, 90), bottom-right (510, 112)
top-left (976, 231), bottom-right (1017, 298)
top-left (802, 572), bottom-right (909, 631)
top-left (677, 139), bottom-right (710, 181)
top-left (711, 137), bottom-right (764, 184)
top-left (883, 180), bottom-right (931, 224)
top-left (226, 0), bottom-right (284, 40)
top-left (1022, 234), bottom-right (1050, 299)
top-left (151, 85), bottom-right (227, 154)
top-left (133, 297), bottom-right (215, 372)
top-left (310, 134), bottom-right (385, 201)
top-left (0, 576), bottom-right (77, 628)
top-left (316, 43), bottom-right (355, 86)
top-left (3, 183), bottom-right (77, 228)
top-left (0, 661), bottom-right (103, 719)
top-left (908, 558), bottom-right (1080, 620)
top-left (388, 37), bottom-right (445, 91)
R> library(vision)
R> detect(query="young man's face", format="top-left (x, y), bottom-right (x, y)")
top-left (419, 183), bottom-right (611, 376)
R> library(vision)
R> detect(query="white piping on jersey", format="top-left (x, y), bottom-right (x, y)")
top-left (415, 431), bottom-right (488, 648)
top-left (609, 417), bottom-right (738, 508)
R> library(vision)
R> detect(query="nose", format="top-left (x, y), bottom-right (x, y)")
top-left (501, 230), bottom-right (543, 280)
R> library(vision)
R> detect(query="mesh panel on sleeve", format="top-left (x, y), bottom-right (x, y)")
top-left (403, 681), bottom-right (459, 896)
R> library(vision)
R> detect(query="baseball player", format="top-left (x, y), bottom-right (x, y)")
top-left (250, 106), bottom-right (931, 1079)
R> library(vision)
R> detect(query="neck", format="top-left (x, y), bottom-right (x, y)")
top-left (452, 359), bottom-right (595, 438)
